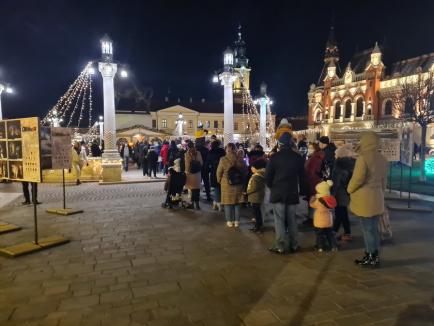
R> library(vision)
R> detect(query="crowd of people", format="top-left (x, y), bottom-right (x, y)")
top-left (160, 119), bottom-right (388, 268)
top-left (64, 119), bottom-right (388, 268)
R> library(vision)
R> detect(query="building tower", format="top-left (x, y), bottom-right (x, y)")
top-left (233, 25), bottom-right (251, 103)
top-left (317, 26), bottom-right (340, 85)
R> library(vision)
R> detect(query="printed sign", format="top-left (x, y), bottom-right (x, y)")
top-left (40, 127), bottom-right (72, 170)
top-left (0, 117), bottom-right (41, 182)
top-left (400, 125), bottom-right (414, 167)
top-left (330, 128), bottom-right (400, 162)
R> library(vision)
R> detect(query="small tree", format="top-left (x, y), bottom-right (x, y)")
top-left (393, 71), bottom-right (434, 182)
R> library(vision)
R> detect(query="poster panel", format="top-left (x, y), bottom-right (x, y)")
top-left (51, 127), bottom-right (72, 169)
top-left (400, 125), bottom-right (414, 167)
top-left (0, 117), bottom-right (41, 182)
top-left (330, 128), bottom-right (400, 162)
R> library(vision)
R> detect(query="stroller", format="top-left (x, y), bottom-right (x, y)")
top-left (162, 167), bottom-right (187, 209)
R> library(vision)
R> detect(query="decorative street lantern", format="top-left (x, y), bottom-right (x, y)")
top-left (255, 82), bottom-right (273, 150)
top-left (0, 83), bottom-right (14, 121)
top-left (100, 34), bottom-right (113, 63)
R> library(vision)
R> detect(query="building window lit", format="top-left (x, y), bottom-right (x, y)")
top-left (384, 99), bottom-right (393, 115)
top-left (205, 121), bottom-right (210, 128)
top-left (234, 122), bottom-right (238, 131)
top-left (345, 100), bottom-right (352, 118)
top-left (188, 120), bottom-right (193, 128)
top-left (152, 119), bottom-right (157, 129)
top-left (404, 97), bottom-right (413, 115)
top-left (162, 119), bottom-right (167, 128)
top-left (334, 102), bottom-right (341, 119)
top-left (315, 111), bottom-right (321, 122)
top-left (214, 120), bottom-right (218, 128)
top-left (356, 98), bottom-right (364, 117)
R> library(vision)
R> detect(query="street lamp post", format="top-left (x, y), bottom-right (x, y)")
top-left (176, 113), bottom-right (185, 137)
top-left (98, 115), bottom-right (104, 148)
top-left (254, 82), bottom-right (273, 150)
top-left (98, 34), bottom-right (122, 182)
top-left (214, 47), bottom-right (237, 145)
top-left (0, 83), bottom-right (14, 121)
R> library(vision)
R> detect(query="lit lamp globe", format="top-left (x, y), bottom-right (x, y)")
top-left (223, 47), bottom-right (234, 71)
top-left (100, 34), bottom-right (113, 63)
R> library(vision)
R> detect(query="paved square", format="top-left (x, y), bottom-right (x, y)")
top-left (0, 181), bottom-right (433, 325)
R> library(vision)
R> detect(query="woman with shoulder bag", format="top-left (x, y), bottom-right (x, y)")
top-left (217, 143), bottom-right (246, 228)
top-left (184, 141), bottom-right (203, 210)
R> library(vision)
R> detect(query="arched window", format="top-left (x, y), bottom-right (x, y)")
top-left (384, 99), bottom-right (393, 115)
top-left (345, 99), bottom-right (352, 118)
top-left (334, 102), bottom-right (341, 119)
top-left (325, 112), bottom-right (329, 120)
top-left (404, 97), bottom-right (413, 114)
top-left (356, 98), bottom-right (364, 117)
top-left (315, 111), bottom-right (321, 122)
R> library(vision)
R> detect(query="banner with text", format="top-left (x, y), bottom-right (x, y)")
top-left (0, 117), bottom-right (41, 182)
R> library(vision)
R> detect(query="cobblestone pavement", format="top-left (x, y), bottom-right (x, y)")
top-left (0, 182), bottom-right (433, 326)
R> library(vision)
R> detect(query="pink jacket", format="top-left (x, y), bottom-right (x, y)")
top-left (310, 195), bottom-right (337, 228)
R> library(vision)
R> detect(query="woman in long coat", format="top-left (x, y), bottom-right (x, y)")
top-left (184, 141), bottom-right (203, 210)
top-left (217, 143), bottom-right (246, 228)
top-left (348, 131), bottom-right (387, 267)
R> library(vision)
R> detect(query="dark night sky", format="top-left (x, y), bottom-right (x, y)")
top-left (1, 0), bottom-right (434, 121)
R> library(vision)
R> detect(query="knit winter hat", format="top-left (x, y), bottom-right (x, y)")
top-left (278, 132), bottom-right (292, 146)
top-left (315, 180), bottom-right (334, 198)
top-left (335, 144), bottom-right (356, 159)
top-left (275, 118), bottom-right (293, 140)
top-left (319, 136), bottom-right (330, 145)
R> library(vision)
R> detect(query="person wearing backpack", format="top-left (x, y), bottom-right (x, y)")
top-left (217, 143), bottom-right (246, 228)
top-left (331, 144), bottom-right (356, 242)
top-left (185, 141), bottom-right (203, 210)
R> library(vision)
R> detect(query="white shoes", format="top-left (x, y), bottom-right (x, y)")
top-left (234, 221), bottom-right (240, 228)
top-left (226, 221), bottom-right (234, 228)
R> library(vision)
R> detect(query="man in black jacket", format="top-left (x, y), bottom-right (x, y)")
top-left (265, 132), bottom-right (306, 254)
top-left (319, 136), bottom-right (336, 180)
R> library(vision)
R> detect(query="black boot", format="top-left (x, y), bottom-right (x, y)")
top-left (354, 252), bottom-right (369, 265)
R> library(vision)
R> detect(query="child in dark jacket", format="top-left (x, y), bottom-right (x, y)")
top-left (245, 159), bottom-right (267, 233)
top-left (163, 159), bottom-right (186, 208)
top-left (310, 180), bottom-right (338, 252)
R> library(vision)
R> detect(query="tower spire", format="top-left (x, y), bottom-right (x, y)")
top-left (324, 26), bottom-right (339, 64)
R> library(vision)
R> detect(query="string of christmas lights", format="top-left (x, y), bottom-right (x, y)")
top-left (42, 62), bottom-right (96, 132)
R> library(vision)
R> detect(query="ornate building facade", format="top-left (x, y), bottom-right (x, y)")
top-left (307, 28), bottom-right (434, 148)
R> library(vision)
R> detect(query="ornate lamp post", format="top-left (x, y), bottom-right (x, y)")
top-left (98, 34), bottom-right (122, 181)
top-left (254, 82), bottom-right (273, 150)
top-left (176, 113), bottom-right (185, 137)
top-left (98, 115), bottom-right (104, 147)
top-left (0, 83), bottom-right (13, 120)
top-left (214, 47), bottom-right (238, 144)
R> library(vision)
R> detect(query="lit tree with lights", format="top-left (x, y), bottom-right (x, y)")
top-left (393, 70), bottom-right (434, 182)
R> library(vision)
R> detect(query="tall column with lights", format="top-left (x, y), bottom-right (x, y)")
top-left (0, 83), bottom-right (14, 120)
top-left (255, 82), bottom-right (273, 150)
top-left (176, 113), bottom-right (185, 137)
top-left (219, 47), bottom-right (237, 145)
top-left (98, 34), bottom-right (122, 182)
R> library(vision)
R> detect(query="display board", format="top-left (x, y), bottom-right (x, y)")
top-left (400, 125), bottom-right (414, 167)
top-left (330, 128), bottom-right (400, 162)
top-left (0, 117), bottom-right (41, 182)
top-left (40, 127), bottom-right (72, 170)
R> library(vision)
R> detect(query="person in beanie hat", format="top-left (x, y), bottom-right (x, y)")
top-left (274, 118), bottom-right (293, 141)
top-left (319, 136), bottom-right (336, 179)
top-left (266, 132), bottom-right (306, 254)
top-left (310, 180), bottom-right (338, 252)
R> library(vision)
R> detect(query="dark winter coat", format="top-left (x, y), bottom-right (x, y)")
top-left (164, 168), bottom-right (186, 196)
top-left (206, 147), bottom-right (226, 188)
top-left (196, 144), bottom-right (209, 173)
top-left (146, 150), bottom-right (158, 166)
top-left (265, 146), bottom-right (306, 205)
top-left (304, 150), bottom-right (325, 198)
top-left (331, 157), bottom-right (355, 207)
top-left (247, 150), bottom-right (265, 167)
top-left (90, 143), bottom-right (102, 157)
top-left (167, 145), bottom-right (179, 167)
